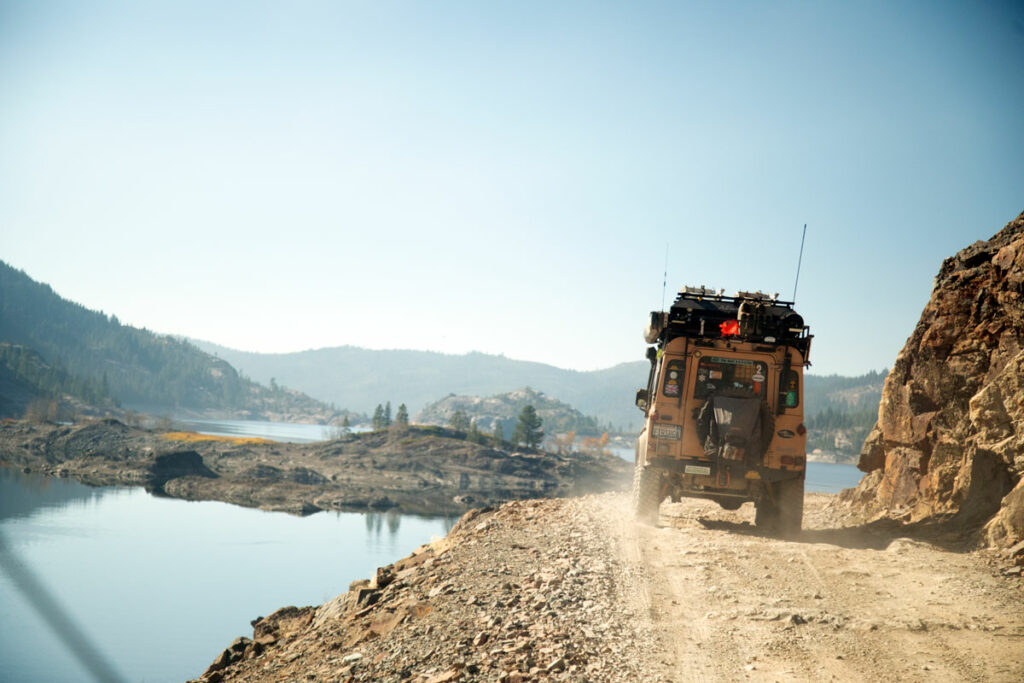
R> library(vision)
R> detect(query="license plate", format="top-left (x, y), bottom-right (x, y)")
top-left (652, 423), bottom-right (681, 440)
top-left (684, 465), bottom-right (711, 476)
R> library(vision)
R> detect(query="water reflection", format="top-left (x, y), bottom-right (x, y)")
top-left (0, 467), bottom-right (457, 682)
top-left (0, 465), bottom-right (111, 522)
top-left (364, 509), bottom-right (457, 538)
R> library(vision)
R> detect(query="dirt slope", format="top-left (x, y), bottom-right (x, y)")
top-left (198, 493), bottom-right (1023, 682)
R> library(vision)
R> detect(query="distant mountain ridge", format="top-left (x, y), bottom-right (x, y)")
top-left (0, 261), bottom-right (344, 421)
top-left (189, 339), bottom-right (649, 431)
top-left (190, 339), bottom-right (887, 436)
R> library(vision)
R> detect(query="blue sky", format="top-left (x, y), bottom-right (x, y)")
top-left (1, 1), bottom-right (1022, 375)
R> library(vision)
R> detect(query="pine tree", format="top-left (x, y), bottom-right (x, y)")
top-left (513, 405), bottom-right (544, 449)
top-left (467, 419), bottom-right (484, 444)
top-left (449, 410), bottom-right (471, 432)
top-left (395, 404), bottom-right (409, 427)
top-left (384, 401), bottom-right (392, 427)
top-left (372, 404), bottom-right (385, 430)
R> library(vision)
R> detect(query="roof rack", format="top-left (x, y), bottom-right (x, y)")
top-left (644, 286), bottom-right (812, 359)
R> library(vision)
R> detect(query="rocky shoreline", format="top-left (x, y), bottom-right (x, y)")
top-left (192, 496), bottom-right (661, 683)
top-left (0, 419), bottom-right (632, 517)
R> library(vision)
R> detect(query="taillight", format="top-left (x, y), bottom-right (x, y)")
top-left (796, 423), bottom-right (807, 436)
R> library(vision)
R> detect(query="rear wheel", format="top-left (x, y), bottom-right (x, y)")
top-left (777, 476), bottom-right (804, 536)
top-left (632, 465), bottom-right (661, 526)
top-left (754, 497), bottom-right (778, 531)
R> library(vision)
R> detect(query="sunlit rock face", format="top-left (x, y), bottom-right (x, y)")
top-left (845, 211), bottom-right (1024, 548)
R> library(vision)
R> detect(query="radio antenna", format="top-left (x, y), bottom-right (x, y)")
top-left (661, 244), bottom-right (669, 311)
top-left (792, 224), bottom-right (807, 302)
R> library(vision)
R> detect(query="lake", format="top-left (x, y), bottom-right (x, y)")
top-left (171, 417), bottom-right (365, 443)
top-left (0, 467), bottom-right (456, 683)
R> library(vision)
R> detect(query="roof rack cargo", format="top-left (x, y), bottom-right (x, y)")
top-left (644, 287), bottom-right (812, 360)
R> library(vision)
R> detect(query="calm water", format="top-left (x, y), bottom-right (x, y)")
top-left (805, 460), bottom-right (863, 493)
top-left (171, 418), bottom-right (356, 443)
top-left (0, 467), bottom-right (455, 683)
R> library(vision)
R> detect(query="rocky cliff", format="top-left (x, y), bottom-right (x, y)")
top-left (844, 211), bottom-right (1024, 548)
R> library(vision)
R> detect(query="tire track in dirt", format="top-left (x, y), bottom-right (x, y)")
top-left (599, 493), bottom-right (1024, 683)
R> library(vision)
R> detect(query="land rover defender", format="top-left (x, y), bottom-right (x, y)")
top-left (633, 286), bottom-right (812, 534)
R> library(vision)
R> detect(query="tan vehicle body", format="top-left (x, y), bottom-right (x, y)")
top-left (633, 289), bottom-right (811, 532)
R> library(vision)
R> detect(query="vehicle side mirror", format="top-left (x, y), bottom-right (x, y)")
top-left (635, 389), bottom-right (649, 411)
top-left (645, 347), bottom-right (658, 364)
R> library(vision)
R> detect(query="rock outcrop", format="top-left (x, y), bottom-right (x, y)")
top-left (844, 211), bottom-right (1024, 547)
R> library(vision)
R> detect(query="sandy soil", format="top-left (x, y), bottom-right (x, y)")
top-left (599, 493), bottom-right (1024, 683)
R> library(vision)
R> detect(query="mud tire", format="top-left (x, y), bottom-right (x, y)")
top-left (777, 476), bottom-right (804, 536)
top-left (754, 497), bottom-right (778, 531)
top-left (632, 465), bottom-right (661, 526)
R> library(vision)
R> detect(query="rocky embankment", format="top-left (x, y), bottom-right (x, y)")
top-left (194, 497), bottom-right (659, 683)
top-left (194, 493), bottom-right (1024, 683)
top-left (0, 420), bottom-right (631, 516)
top-left (845, 211), bottom-right (1024, 548)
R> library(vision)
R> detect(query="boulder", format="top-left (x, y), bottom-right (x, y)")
top-left (846, 211), bottom-right (1024, 547)
top-left (144, 450), bottom-right (218, 492)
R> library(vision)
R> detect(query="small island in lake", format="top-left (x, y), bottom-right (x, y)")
top-left (0, 419), bottom-right (632, 517)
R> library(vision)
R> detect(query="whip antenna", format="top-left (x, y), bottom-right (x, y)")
top-left (661, 244), bottom-right (669, 311)
top-left (792, 224), bottom-right (807, 302)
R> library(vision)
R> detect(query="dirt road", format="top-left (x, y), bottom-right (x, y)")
top-left (201, 492), bottom-right (1023, 682)
top-left (598, 493), bottom-right (1024, 683)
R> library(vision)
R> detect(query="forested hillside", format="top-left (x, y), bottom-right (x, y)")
top-left (0, 261), bottom-right (345, 420)
top-left (804, 370), bottom-right (886, 462)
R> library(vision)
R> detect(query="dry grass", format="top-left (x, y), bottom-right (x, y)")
top-left (161, 431), bottom-right (273, 445)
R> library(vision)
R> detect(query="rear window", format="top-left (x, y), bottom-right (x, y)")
top-left (781, 369), bottom-right (800, 408)
top-left (694, 356), bottom-right (767, 399)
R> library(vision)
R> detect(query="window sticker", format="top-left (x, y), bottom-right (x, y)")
top-left (662, 360), bottom-right (685, 397)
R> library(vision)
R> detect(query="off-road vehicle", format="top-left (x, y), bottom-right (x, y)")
top-left (633, 286), bottom-right (812, 534)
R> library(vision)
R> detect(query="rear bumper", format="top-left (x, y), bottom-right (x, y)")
top-left (647, 456), bottom-right (804, 485)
